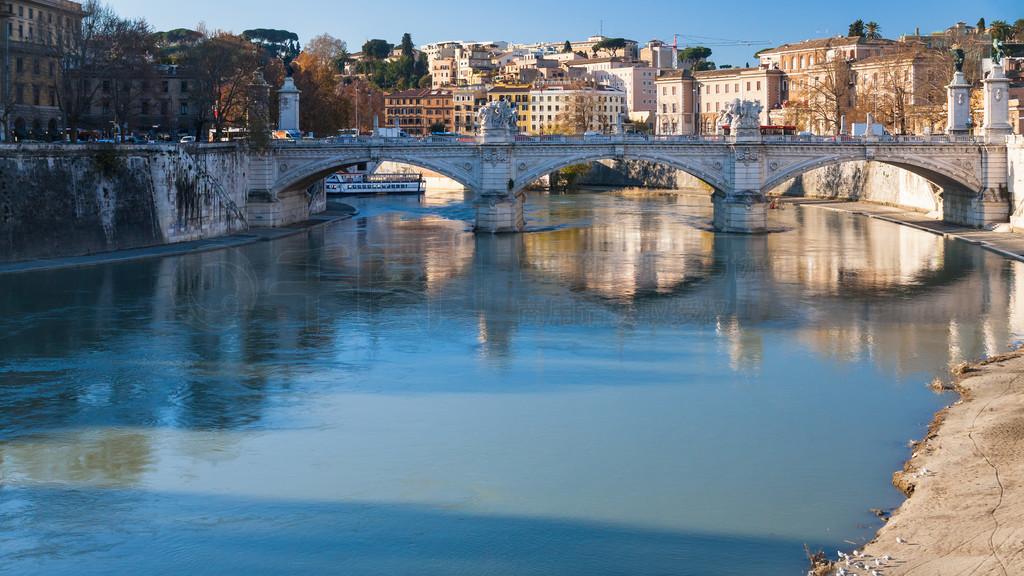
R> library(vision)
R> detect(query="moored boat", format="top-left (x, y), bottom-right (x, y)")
top-left (325, 172), bottom-right (425, 195)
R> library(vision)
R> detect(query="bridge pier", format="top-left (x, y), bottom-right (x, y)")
top-left (713, 134), bottom-right (769, 234)
top-left (474, 191), bottom-right (525, 233)
top-left (712, 191), bottom-right (769, 233)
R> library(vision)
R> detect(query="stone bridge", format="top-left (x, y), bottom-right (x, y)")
top-left (247, 131), bottom-right (1009, 233)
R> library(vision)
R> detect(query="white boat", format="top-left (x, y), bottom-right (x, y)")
top-left (325, 172), bottom-right (425, 195)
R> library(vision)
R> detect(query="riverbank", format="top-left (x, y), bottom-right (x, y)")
top-left (787, 198), bottom-right (1024, 262)
top-left (846, 348), bottom-right (1024, 575)
top-left (0, 202), bottom-right (358, 276)
top-left (791, 199), bottom-right (1024, 575)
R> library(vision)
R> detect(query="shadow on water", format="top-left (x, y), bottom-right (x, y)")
top-left (0, 487), bottom-right (811, 576)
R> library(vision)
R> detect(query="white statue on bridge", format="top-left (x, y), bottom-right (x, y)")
top-left (725, 99), bottom-right (763, 129)
top-left (477, 100), bottom-right (518, 131)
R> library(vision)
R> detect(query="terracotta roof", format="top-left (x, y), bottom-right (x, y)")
top-left (852, 48), bottom-right (942, 67)
top-left (385, 88), bottom-right (453, 98)
top-left (692, 67), bottom-right (761, 78)
top-left (760, 36), bottom-right (894, 55)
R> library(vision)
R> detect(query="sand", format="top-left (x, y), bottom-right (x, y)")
top-left (822, 350), bottom-right (1024, 575)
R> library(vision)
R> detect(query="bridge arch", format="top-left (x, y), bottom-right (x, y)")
top-left (272, 152), bottom-right (477, 197)
top-left (511, 150), bottom-right (730, 196)
top-left (760, 150), bottom-right (982, 200)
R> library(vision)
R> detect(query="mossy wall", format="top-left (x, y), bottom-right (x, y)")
top-left (0, 143), bottom-right (248, 263)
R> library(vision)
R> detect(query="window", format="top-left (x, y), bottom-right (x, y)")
top-left (725, 84), bottom-right (729, 93)
top-left (735, 83), bottom-right (739, 92)
top-left (33, 86), bottom-right (40, 105)
top-left (715, 85), bottom-right (719, 93)
top-left (756, 81), bottom-right (761, 90)
top-left (180, 102), bottom-right (189, 115)
top-left (15, 57), bottom-right (22, 73)
top-left (671, 86), bottom-right (676, 95)
top-left (746, 82), bottom-right (751, 91)
top-left (28, 8), bottom-right (33, 19)
top-left (32, 58), bottom-right (39, 75)
top-left (180, 80), bottom-right (188, 93)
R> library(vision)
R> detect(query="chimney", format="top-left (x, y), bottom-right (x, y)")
top-left (915, 27), bottom-right (920, 35)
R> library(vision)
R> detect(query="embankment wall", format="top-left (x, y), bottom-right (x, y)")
top-left (0, 143), bottom-right (248, 263)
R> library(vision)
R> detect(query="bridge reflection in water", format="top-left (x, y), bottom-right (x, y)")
top-left (0, 190), bottom-right (1022, 575)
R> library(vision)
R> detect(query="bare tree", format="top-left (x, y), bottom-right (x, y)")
top-left (44, 0), bottom-right (110, 142)
top-left (185, 31), bottom-right (261, 140)
top-left (789, 48), bottom-right (855, 133)
top-left (101, 16), bottom-right (156, 139)
top-left (558, 82), bottom-right (603, 134)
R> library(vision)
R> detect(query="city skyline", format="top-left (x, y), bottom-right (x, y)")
top-left (105, 0), bottom-right (1018, 67)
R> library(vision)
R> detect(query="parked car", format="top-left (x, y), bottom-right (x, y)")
top-left (180, 135), bottom-right (196, 143)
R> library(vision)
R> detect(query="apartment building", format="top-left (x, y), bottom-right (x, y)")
top-left (654, 70), bottom-right (696, 135)
top-left (694, 67), bottom-right (786, 133)
top-left (0, 0), bottom-right (85, 140)
top-left (452, 88), bottom-right (485, 135)
top-left (486, 85), bottom-right (531, 132)
top-left (527, 84), bottom-right (625, 134)
top-left (384, 88), bottom-right (453, 136)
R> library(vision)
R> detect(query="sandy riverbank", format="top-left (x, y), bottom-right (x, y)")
top-left (814, 343), bottom-right (1024, 576)
top-left (788, 200), bottom-right (1024, 575)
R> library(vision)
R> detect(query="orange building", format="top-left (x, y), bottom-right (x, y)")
top-left (384, 88), bottom-right (454, 135)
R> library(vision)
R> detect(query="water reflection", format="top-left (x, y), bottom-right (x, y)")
top-left (1, 190), bottom-right (1023, 574)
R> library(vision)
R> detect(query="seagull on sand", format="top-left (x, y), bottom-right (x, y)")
top-left (882, 555), bottom-right (894, 561)
top-left (896, 536), bottom-right (908, 544)
top-left (875, 558), bottom-right (884, 566)
top-left (872, 571), bottom-right (882, 576)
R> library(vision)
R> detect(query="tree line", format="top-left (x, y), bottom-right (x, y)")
top-left (39, 0), bottom-right (432, 142)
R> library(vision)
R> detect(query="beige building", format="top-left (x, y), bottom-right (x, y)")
top-left (694, 67), bottom-right (786, 133)
top-left (758, 36), bottom-right (893, 73)
top-left (567, 35), bottom-right (639, 60)
top-left (849, 47), bottom-right (947, 134)
top-left (430, 57), bottom-right (455, 88)
top-left (639, 39), bottom-right (679, 70)
top-left (527, 84), bottom-right (625, 134)
top-left (654, 70), bottom-right (697, 135)
top-left (451, 88), bottom-right (485, 135)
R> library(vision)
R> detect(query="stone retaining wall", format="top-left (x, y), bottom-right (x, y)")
top-left (767, 161), bottom-right (941, 213)
top-left (1009, 136), bottom-right (1024, 231)
top-left (0, 143), bottom-right (248, 263)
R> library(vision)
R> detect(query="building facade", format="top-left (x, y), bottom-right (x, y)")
top-left (527, 85), bottom-right (625, 134)
top-left (694, 67), bottom-right (786, 133)
top-left (654, 71), bottom-right (696, 135)
top-left (384, 88), bottom-right (453, 135)
top-left (1, 0), bottom-right (85, 140)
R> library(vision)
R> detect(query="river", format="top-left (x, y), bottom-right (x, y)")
top-left (1, 188), bottom-right (1022, 575)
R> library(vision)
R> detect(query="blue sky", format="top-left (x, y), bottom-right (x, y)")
top-left (107, 0), bottom-right (1016, 66)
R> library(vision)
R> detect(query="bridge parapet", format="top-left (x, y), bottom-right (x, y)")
top-left (247, 133), bottom-right (1012, 233)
